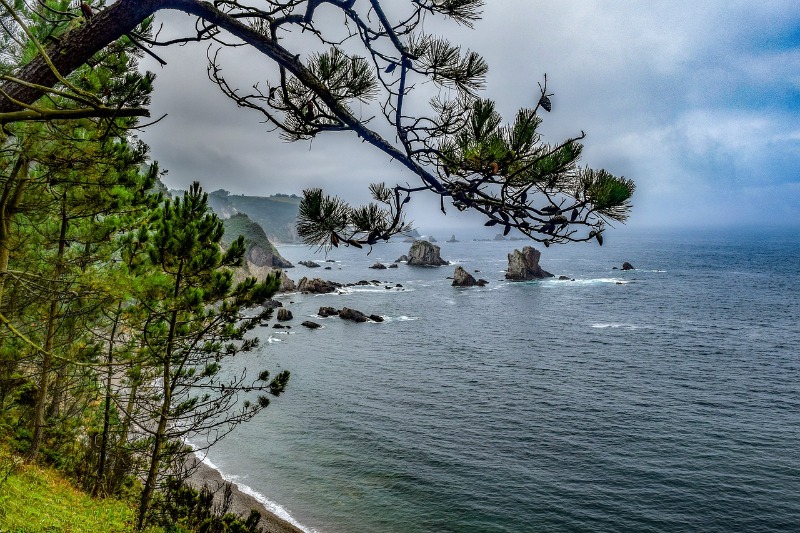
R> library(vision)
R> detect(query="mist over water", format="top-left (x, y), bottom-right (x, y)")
top-left (204, 228), bottom-right (800, 532)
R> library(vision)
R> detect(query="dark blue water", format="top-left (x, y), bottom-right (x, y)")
top-left (204, 228), bottom-right (800, 532)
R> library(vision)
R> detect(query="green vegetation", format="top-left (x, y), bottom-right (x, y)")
top-left (222, 213), bottom-right (293, 268)
top-left (1, 1), bottom-right (635, 530)
top-left (208, 190), bottom-right (301, 244)
top-left (0, 446), bottom-right (136, 532)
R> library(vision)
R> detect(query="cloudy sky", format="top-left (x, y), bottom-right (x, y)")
top-left (138, 1), bottom-right (800, 232)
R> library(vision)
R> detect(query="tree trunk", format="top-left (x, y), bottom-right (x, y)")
top-left (27, 193), bottom-right (68, 462)
top-left (137, 260), bottom-right (183, 530)
top-left (94, 304), bottom-right (121, 496)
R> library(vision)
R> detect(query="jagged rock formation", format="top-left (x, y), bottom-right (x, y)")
top-left (505, 246), bottom-right (554, 281)
top-left (407, 240), bottom-right (448, 266)
top-left (447, 234), bottom-right (458, 243)
top-left (296, 277), bottom-right (342, 294)
top-left (452, 266), bottom-right (488, 287)
top-left (277, 270), bottom-right (296, 292)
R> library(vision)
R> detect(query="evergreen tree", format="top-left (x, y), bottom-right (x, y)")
top-left (0, 1), bottom-right (635, 247)
top-left (131, 182), bottom-right (288, 529)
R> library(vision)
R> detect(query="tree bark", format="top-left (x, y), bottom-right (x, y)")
top-left (27, 193), bottom-right (69, 462)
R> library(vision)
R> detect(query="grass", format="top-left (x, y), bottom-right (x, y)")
top-left (0, 447), bottom-right (138, 533)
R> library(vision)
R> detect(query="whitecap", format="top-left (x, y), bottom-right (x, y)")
top-left (591, 323), bottom-right (638, 330)
top-left (382, 315), bottom-right (420, 322)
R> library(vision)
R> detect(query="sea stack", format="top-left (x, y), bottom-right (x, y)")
top-left (407, 240), bottom-right (448, 266)
top-left (452, 266), bottom-right (487, 287)
top-left (505, 246), bottom-right (554, 280)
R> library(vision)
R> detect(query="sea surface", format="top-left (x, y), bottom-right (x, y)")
top-left (202, 227), bottom-right (800, 532)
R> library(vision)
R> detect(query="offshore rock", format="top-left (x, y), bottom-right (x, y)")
top-left (407, 240), bottom-right (448, 266)
top-left (263, 299), bottom-right (283, 309)
top-left (276, 308), bottom-right (293, 321)
top-left (388, 263), bottom-right (398, 269)
top-left (339, 307), bottom-right (369, 323)
top-left (622, 262), bottom-right (635, 270)
top-left (452, 266), bottom-right (478, 287)
top-left (395, 255), bottom-right (409, 263)
top-left (318, 306), bottom-right (340, 318)
top-left (296, 277), bottom-right (342, 294)
top-left (369, 314), bottom-right (384, 323)
top-left (301, 321), bottom-right (322, 329)
top-left (505, 246), bottom-right (554, 281)
top-left (370, 262), bottom-right (387, 269)
top-left (298, 260), bottom-right (321, 268)
top-left (447, 234), bottom-right (458, 243)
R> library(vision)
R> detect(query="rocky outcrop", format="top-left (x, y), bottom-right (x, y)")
top-left (505, 246), bottom-right (554, 281)
top-left (452, 266), bottom-right (487, 287)
top-left (301, 321), bottom-right (321, 329)
top-left (370, 262), bottom-right (387, 269)
top-left (622, 262), bottom-right (635, 271)
top-left (277, 308), bottom-right (293, 321)
top-left (318, 306), bottom-right (339, 318)
top-left (407, 240), bottom-right (448, 266)
top-left (369, 314), bottom-right (384, 322)
top-left (493, 233), bottom-right (507, 241)
top-left (277, 270), bottom-right (296, 292)
top-left (447, 234), bottom-right (458, 243)
top-left (388, 263), bottom-right (398, 269)
top-left (298, 260), bottom-right (321, 268)
top-left (339, 307), bottom-right (369, 323)
top-left (220, 213), bottom-right (293, 269)
top-left (296, 277), bottom-right (342, 294)
top-left (395, 255), bottom-right (409, 263)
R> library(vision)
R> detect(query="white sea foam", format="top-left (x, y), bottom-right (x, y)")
top-left (591, 323), bottom-right (639, 330)
top-left (266, 335), bottom-right (283, 343)
top-left (192, 450), bottom-right (315, 533)
top-left (544, 277), bottom-right (630, 286)
top-left (382, 315), bottom-right (420, 322)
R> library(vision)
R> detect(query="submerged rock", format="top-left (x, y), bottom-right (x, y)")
top-left (505, 246), bottom-right (554, 281)
top-left (407, 240), bottom-right (448, 266)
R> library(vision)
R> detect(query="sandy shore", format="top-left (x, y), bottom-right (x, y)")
top-left (185, 457), bottom-right (306, 533)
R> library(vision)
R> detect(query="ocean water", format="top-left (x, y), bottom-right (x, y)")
top-left (204, 228), bottom-right (800, 532)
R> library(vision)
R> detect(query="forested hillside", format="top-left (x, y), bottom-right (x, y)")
top-left (208, 190), bottom-right (301, 243)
